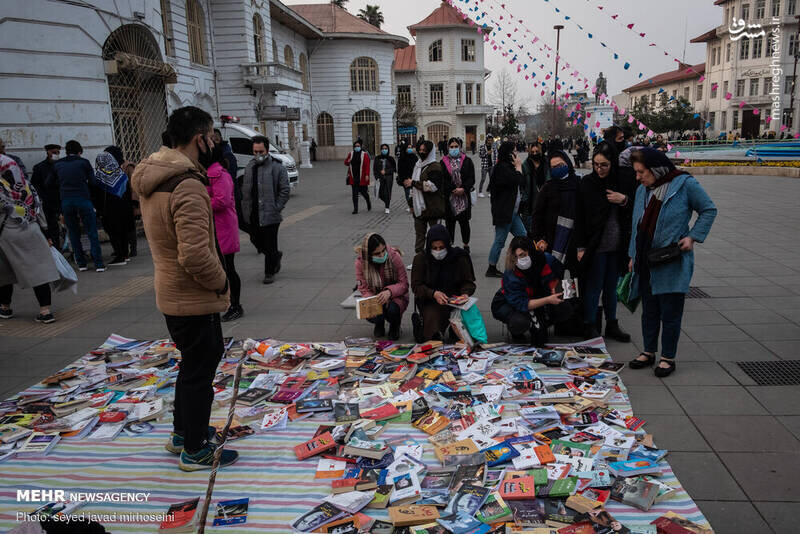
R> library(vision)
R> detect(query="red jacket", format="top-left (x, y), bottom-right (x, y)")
top-left (345, 151), bottom-right (371, 186)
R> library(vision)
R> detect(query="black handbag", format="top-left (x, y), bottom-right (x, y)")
top-left (646, 242), bottom-right (682, 267)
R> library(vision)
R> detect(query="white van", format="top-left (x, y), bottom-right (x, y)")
top-left (214, 117), bottom-right (299, 191)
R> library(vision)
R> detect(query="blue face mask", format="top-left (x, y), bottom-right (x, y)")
top-left (354, 146), bottom-right (361, 152)
top-left (381, 149), bottom-right (388, 155)
top-left (449, 148), bottom-right (460, 158)
top-left (551, 164), bottom-right (569, 179)
top-left (372, 251), bottom-right (388, 264)
top-left (407, 148), bottom-right (414, 154)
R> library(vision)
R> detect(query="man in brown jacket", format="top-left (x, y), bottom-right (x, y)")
top-left (131, 106), bottom-right (238, 471)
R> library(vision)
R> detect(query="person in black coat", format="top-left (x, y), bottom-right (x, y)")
top-left (31, 144), bottom-right (63, 249)
top-left (486, 141), bottom-right (527, 278)
top-left (396, 140), bottom-right (417, 209)
top-left (441, 138), bottom-right (475, 253)
top-left (373, 143), bottom-right (396, 214)
top-left (574, 141), bottom-right (635, 341)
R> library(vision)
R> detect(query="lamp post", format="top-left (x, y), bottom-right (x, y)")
top-left (553, 25), bottom-right (564, 135)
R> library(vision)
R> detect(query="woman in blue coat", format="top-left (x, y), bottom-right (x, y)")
top-left (627, 149), bottom-right (717, 377)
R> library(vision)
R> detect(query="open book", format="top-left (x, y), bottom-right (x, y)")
top-left (356, 295), bottom-right (384, 320)
top-left (446, 295), bottom-right (477, 311)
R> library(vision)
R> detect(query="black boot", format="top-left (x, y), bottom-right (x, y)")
top-left (583, 324), bottom-right (600, 339)
top-left (605, 319), bottom-right (631, 343)
top-left (595, 306), bottom-right (603, 334)
top-left (373, 321), bottom-right (386, 338)
top-left (388, 322), bottom-right (400, 341)
top-left (485, 265), bottom-right (502, 278)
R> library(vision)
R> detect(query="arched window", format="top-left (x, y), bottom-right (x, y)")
top-left (284, 45), bottom-right (294, 68)
top-left (253, 14), bottom-right (265, 63)
top-left (299, 53), bottom-right (308, 91)
top-left (350, 57), bottom-right (378, 92)
top-left (186, 0), bottom-right (207, 65)
top-left (428, 39), bottom-right (443, 62)
top-left (427, 123), bottom-right (450, 143)
top-left (317, 112), bottom-right (335, 146)
top-left (272, 39), bottom-right (278, 62)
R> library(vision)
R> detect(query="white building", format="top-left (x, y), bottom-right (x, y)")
top-left (393, 2), bottom-right (493, 153)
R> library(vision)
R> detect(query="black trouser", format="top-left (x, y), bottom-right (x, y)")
top-left (0, 284), bottom-right (52, 307)
top-left (102, 214), bottom-right (129, 259)
top-left (252, 223), bottom-right (280, 276)
top-left (366, 301), bottom-right (402, 329)
top-left (351, 185), bottom-right (371, 212)
top-left (128, 228), bottom-right (138, 255)
top-left (505, 309), bottom-right (549, 347)
top-left (446, 211), bottom-right (471, 246)
top-left (43, 211), bottom-right (61, 250)
top-left (164, 313), bottom-right (224, 453)
top-left (223, 253), bottom-right (241, 309)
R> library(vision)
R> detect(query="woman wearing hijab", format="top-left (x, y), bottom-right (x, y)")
top-left (403, 140), bottom-right (445, 254)
top-left (411, 224), bottom-right (476, 341)
top-left (491, 236), bottom-right (564, 346)
top-left (532, 149), bottom-right (580, 271)
top-left (628, 148), bottom-right (717, 377)
top-left (373, 143), bottom-right (396, 214)
top-left (442, 138), bottom-right (475, 254)
top-left (354, 233), bottom-right (409, 340)
top-left (486, 141), bottom-right (526, 278)
top-left (396, 140), bottom-right (418, 211)
top-left (520, 142), bottom-right (549, 234)
top-left (0, 155), bottom-right (59, 323)
top-left (575, 141), bottom-right (636, 341)
top-left (344, 139), bottom-right (371, 214)
top-left (92, 145), bottom-right (135, 266)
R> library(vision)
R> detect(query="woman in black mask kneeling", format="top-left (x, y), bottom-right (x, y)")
top-left (491, 236), bottom-right (565, 346)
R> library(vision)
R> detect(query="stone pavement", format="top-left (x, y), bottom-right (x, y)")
top-left (1, 157), bottom-right (799, 533)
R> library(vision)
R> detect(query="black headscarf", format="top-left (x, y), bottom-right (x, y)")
top-left (104, 145), bottom-right (125, 166)
top-left (589, 141), bottom-right (620, 189)
top-left (424, 224), bottom-right (468, 294)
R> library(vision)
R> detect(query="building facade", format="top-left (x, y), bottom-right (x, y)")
top-left (393, 2), bottom-right (493, 153)
top-left (621, 63), bottom-right (707, 120)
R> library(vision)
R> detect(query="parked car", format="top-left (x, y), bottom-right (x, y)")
top-left (215, 117), bottom-right (299, 192)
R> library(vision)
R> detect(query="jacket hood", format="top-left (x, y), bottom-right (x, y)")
top-left (547, 149), bottom-right (575, 176)
top-left (131, 147), bottom-right (206, 198)
top-left (206, 162), bottom-right (225, 178)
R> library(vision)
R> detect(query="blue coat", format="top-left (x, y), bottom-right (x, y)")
top-left (628, 173), bottom-right (717, 298)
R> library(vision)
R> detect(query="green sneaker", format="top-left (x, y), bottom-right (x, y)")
top-left (179, 443), bottom-right (239, 472)
top-left (164, 426), bottom-right (219, 455)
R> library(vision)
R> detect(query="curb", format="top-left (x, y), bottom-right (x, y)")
top-left (676, 166), bottom-right (800, 178)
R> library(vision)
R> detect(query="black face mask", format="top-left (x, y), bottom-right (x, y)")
top-left (197, 136), bottom-right (214, 169)
top-left (530, 153), bottom-right (542, 161)
top-left (418, 151), bottom-right (427, 159)
top-left (615, 140), bottom-right (626, 153)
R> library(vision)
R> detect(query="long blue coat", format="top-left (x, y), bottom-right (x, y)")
top-left (628, 173), bottom-right (717, 298)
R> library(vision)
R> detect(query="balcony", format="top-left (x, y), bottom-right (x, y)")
top-left (242, 62), bottom-right (304, 92)
top-left (456, 104), bottom-right (494, 115)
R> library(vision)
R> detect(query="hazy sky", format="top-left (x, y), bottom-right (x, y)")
top-left (286, 0), bottom-right (721, 107)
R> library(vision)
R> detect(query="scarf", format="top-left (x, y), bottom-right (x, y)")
top-left (443, 153), bottom-right (467, 216)
top-left (551, 173), bottom-right (578, 265)
top-left (410, 146), bottom-right (438, 217)
top-left (356, 233), bottom-right (398, 294)
top-left (94, 151), bottom-right (129, 198)
top-left (0, 154), bottom-right (40, 227)
top-left (638, 168), bottom-right (682, 242)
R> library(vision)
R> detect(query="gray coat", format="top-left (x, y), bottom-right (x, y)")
top-left (241, 157), bottom-right (290, 227)
top-left (0, 216), bottom-right (59, 289)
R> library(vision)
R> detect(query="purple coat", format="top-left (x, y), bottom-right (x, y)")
top-left (206, 162), bottom-right (240, 255)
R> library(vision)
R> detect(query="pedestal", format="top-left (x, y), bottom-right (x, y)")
top-left (586, 104), bottom-right (615, 140)
top-left (299, 140), bottom-right (313, 169)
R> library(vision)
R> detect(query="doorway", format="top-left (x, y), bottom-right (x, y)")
top-left (741, 109), bottom-right (760, 139)
top-left (352, 109), bottom-right (380, 156)
top-left (465, 125), bottom-right (477, 153)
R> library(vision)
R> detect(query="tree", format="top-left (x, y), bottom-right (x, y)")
top-left (490, 69), bottom-right (518, 112)
top-left (396, 101), bottom-right (417, 127)
top-left (332, 0), bottom-right (348, 8)
top-left (500, 105), bottom-right (519, 137)
top-left (357, 5), bottom-right (384, 28)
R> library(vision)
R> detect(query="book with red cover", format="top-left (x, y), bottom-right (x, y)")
top-left (399, 376), bottom-right (425, 393)
top-left (360, 403), bottom-right (400, 421)
top-left (498, 475), bottom-right (536, 500)
top-left (651, 516), bottom-right (702, 534)
top-left (294, 431), bottom-right (337, 460)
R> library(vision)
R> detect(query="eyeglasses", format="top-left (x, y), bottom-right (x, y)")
top-left (592, 162), bottom-right (611, 169)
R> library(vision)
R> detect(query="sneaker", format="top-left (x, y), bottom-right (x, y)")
top-left (384, 208), bottom-right (390, 215)
top-left (485, 265), bottom-right (502, 278)
top-left (35, 313), bottom-right (55, 324)
top-left (0, 307), bottom-right (12, 319)
top-left (78, 265), bottom-right (88, 272)
top-left (108, 257), bottom-right (127, 266)
top-left (165, 426), bottom-right (220, 455)
top-left (221, 306), bottom-right (243, 322)
top-left (263, 274), bottom-right (275, 284)
top-left (179, 443), bottom-right (239, 472)
top-left (124, 257), bottom-right (131, 263)
top-left (478, 193), bottom-right (486, 198)
top-left (96, 266), bottom-right (106, 273)
top-left (406, 264), bottom-right (413, 271)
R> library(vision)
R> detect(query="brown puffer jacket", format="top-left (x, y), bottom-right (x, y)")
top-left (131, 148), bottom-right (229, 316)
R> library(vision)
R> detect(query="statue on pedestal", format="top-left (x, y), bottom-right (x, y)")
top-left (595, 72), bottom-right (607, 104)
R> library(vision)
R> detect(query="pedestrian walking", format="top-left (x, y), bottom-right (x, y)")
top-left (354, 233), bottom-right (409, 340)
top-left (54, 140), bottom-right (105, 272)
top-left (519, 142), bottom-right (548, 234)
top-left (478, 135), bottom-right (495, 197)
top-left (31, 144), bottom-right (63, 249)
top-left (396, 140), bottom-right (417, 210)
top-left (627, 148), bottom-right (717, 377)
top-left (344, 139), bottom-right (371, 214)
top-left (92, 146), bottom-right (135, 266)
top-left (441, 138), bottom-right (475, 254)
top-left (404, 140), bottom-right (445, 254)
top-left (310, 138), bottom-right (317, 162)
top-left (486, 141), bottom-right (527, 278)
top-left (241, 136), bottom-right (291, 285)
top-left (373, 143), bottom-right (396, 214)
top-left (131, 106), bottom-right (238, 471)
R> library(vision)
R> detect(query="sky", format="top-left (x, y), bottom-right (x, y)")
top-left (285, 0), bottom-right (722, 108)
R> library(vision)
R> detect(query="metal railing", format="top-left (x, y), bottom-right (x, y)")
top-left (241, 62), bottom-right (303, 88)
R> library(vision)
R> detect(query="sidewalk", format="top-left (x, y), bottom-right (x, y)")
top-left (1, 159), bottom-right (799, 533)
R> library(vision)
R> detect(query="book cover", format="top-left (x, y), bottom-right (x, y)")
top-left (610, 477), bottom-right (659, 511)
top-left (368, 484), bottom-right (394, 509)
top-left (212, 498), bottom-right (248, 526)
top-left (291, 502), bottom-right (347, 532)
top-left (475, 492), bottom-right (512, 523)
top-left (334, 402), bottom-right (361, 423)
top-left (442, 484), bottom-right (490, 518)
top-left (608, 459), bottom-right (661, 477)
top-left (484, 442), bottom-right (520, 467)
top-left (498, 476), bottom-right (536, 500)
top-left (356, 296), bottom-right (384, 320)
top-left (296, 399), bottom-right (334, 413)
top-left (388, 505), bottom-right (441, 527)
top-left (434, 439), bottom-right (479, 463)
top-left (391, 471), bottom-right (422, 504)
top-left (158, 497), bottom-right (200, 531)
top-left (295, 431), bottom-right (338, 460)
top-left (538, 476), bottom-right (578, 498)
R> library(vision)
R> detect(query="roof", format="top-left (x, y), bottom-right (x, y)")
top-left (408, 1), bottom-right (475, 36)
top-left (690, 27), bottom-right (718, 43)
top-left (269, 0), bottom-right (323, 39)
top-left (623, 63), bottom-right (706, 93)
top-left (394, 46), bottom-right (417, 72)
top-left (288, 3), bottom-right (408, 47)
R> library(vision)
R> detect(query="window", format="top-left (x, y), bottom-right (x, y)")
top-left (697, 83), bottom-right (703, 100)
top-left (742, 3), bottom-right (750, 19)
top-left (790, 34), bottom-right (799, 57)
top-left (461, 39), bottom-right (475, 61)
top-left (740, 38), bottom-right (750, 59)
top-left (709, 111), bottom-right (716, 129)
top-left (476, 83), bottom-right (482, 104)
top-left (229, 137), bottom-right (254, 154)
top-left (397, 85), bottom-right (412, 106)
top-left (299, 53), bottom-right (308, 91)
top-left (733, 110), bottom-right (740, 129)
top-left (785, 75), bottom-right (796, 93)
top-left (284, 45), bottom-right (294, 68)
top-left (650, 93), bottom-right (656, 106)
top-left (711, 83), bottom-right (718, 98)
top-left (186, 0), bottom-right (207, 65)
top-left (456, 83), bottom-right (462, 105)
top-left (721, 110), bottom-right (727, 129)
top-left (350, 57), bottom-right (378, 92)
top-left (753, 37), bottom-right (763, 58)
top-left (253, 14), bottom-right (265, 63)
top-left (772, 0), bottom-right (781, 16)
top-left (723, 80), bottom-right (729, 96)
top-left (672, 89), bottom-right (677, 98)
top-left (790, 0), bottom-right (797, 15)
top-left (465, 82), bottom-right (473, 105)
top-left (160, 0), bottom-right (174, 56)
top-left (427, 123), bottom-right (450, 142)
top-left (430, 83), bottom-right (444, 107)
top-left (736, 79), bottom-right (746, 96)
top-left (726, 42), bottom-right (731, 62)
top-left (429, 39), bottom-right (442, 62)
top-left (316, 112), bottom-right (334, 146)
top-left (757, 0), bottom-right (766, 17)
top-left (710, 47), bottom-right (717, 66)
top-left (684, 86), bottom-right (690, 100)
top-left (750, 77), bottom-right (760, 95)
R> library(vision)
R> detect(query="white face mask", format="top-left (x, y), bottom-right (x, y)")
top-left (431, 249), bottom-right (448, 261)
top-left (516, 256), bottom-right (532, 270)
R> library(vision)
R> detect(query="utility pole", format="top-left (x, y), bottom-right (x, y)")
top-left (553, 25), bottom-right (564, 136)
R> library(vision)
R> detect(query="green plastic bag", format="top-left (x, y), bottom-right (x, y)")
top-left (616, 271), bottom-right (640, 313)
top-left (460, 304), bottom-right (488, 344)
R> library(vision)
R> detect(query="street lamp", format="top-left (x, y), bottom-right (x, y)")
top-left (553, 25), bottom-right (564, 136)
